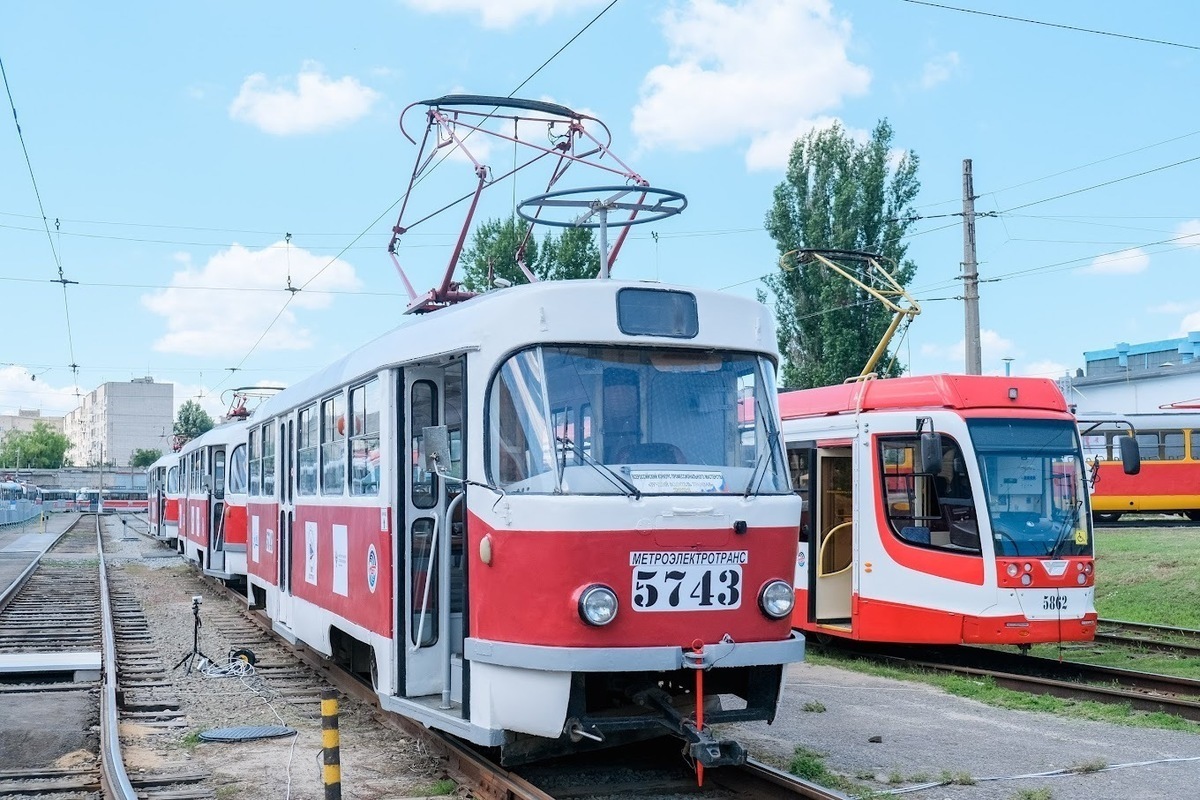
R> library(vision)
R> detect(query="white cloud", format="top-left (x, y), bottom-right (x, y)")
top-left (1175, 219), bottom-right (1200, 246)
top-left (632, 0), bottom-right (870, 171)
top-left (401, 0), bottom-right (603, 29)
top-left (1149, 300), bottom-right (1194, 315)
top-left (1020, 359), bottom-right (1070, 379)
top-left (0, 366), bottom-right (80, 417)
top-left (230, 62), bottom-right (380, 135)
top-left (919, 329), bottom-right (1016, 371)
top-left (1078, 247), bottom-right (1150, 275)
top-left (920, 51), bottom-right (960, 89)
top-left (141, 243), bottom-right (361, 357)
top-left (1176, 310), bottom-right (1200, 336)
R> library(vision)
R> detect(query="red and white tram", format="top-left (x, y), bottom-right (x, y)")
top-left (780, 374), bottom-right (1137, 648)
top-left (241, 280), bottom-right (803, 765)
top-left (149, 452), bottom-right (181, 543)
top-left (176, 419), bottom-right (251, 581)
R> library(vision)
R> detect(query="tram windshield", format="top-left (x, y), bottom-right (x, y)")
top-left (487, 346), bottom-right (788, 495)
top-left (967, 419), bottom-right (1092, 558)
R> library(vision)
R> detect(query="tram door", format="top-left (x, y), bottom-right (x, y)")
top-left (207, 447), bottom-right (226, 572)
top-left (277, 416), bottom-right (295, 628)
top-left (400, 362), bottom-right (466, 701)
top-left (813, 447), bottom-right (854, 624)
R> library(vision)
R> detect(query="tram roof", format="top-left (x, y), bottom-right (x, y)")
top-left (779, 374), bottom-right (1069, 419)
top-left (253, 279), bottom-right (777, 419)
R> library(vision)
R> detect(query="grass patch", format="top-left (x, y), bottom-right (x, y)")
top-left (414, 778), bottom-right (456, 796)
top-left (1014, 789), bottom-right (1052, 800)
top-left (178, 731), bottom-right (202, 751)
top-left (1094, 526), bottom-right (1200, 628)
top-left (788, 746), bottom-right (877, 796)
top-left (802, 700), bottom-right (826, 712)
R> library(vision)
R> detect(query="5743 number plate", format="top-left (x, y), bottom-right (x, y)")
top-left (629, 551), bottom-right (747, 611)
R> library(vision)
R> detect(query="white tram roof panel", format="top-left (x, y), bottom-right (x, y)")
top-left (254, 279), bottom-right (778, 418)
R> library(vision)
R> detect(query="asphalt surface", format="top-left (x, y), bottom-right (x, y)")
top-left (729, 662), bottom-right (1200, 799)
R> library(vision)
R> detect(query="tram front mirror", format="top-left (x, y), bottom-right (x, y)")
top-left (1117, 435), bottom-right (1141, 475)
top-left (423, 425), bottom-right (452, 475)
top-left (917, 431), bottom-right (943, 475)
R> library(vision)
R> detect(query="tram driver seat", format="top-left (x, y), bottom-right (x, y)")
top-left (614, 442), bottom-right (686, 464)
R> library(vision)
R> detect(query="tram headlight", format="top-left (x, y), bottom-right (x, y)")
top-left (1006, 563), bottom-right (1019, 577)
top-left (759, 580), bottom-right (795, 620)
top-left (1077, 573), bottom-right (1087, 585)
top-left (1020, 573), bottom-right (1033, 586)
top-left (578, 585), bottom-right (618, 626)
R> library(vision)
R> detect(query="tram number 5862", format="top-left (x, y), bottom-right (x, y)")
top-left (632, 567), bottom-right (741, 611)
top-left (1041, 593), bottom-right (1068, 611)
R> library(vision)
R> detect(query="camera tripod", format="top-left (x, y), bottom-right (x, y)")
top-left (173, 595), bottom-right (214, 675)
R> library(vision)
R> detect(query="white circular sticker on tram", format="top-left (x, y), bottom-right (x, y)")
top-left (367, 544), bottom-right (379, 593)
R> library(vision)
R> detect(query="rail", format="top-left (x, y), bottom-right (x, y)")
top-left (97, 514), bottom-right (138, 799)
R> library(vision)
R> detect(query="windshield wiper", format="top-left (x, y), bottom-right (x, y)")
top-left (1047, 500), bottom-right (1083, 558)
top-left (556, 436), bottom-right (642, 499)
top-left (743, 429), bottom-right (781, 498)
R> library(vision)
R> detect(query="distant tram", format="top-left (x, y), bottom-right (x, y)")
top-left (1080, 412), bottom-right (1200, 522)
top-left (780, 374), bottom-right (1138, 648)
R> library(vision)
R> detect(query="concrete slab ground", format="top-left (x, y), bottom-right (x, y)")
top-left (0, 689), bottom-right (97, 768)
top-left (728, 662), bottom-right (1200, 800)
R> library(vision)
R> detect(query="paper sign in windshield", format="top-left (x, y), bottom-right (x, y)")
top-left (629, 470), bottom-right (725, 493)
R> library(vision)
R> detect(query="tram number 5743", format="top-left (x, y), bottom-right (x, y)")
top-left (1042, 593), bottom-right (1068, 611)
top-left (632, 567), bottom-right (742, 611)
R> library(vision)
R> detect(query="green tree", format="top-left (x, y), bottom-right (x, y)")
top-left (460, 217), bottom-right (600, 291)
top-left (174, 400), bottom-right (214, 445)
top-left (130, 448), bottom-right (163, 469)
top-left (762, 120), bottom-right (921, 389)
top-left (0, 421), bottom-right (71, 468)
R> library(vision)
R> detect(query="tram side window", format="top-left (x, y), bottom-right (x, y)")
top-left (878, 435), bottom-right (980, 553)
top-left (262, 424), bottom-right (277, 496)
top-left (322, 393), bottom-right (346, 495)
top-left (411, 380), bottom-right (438, 508)
top-left (789, 448), bottom-right (812, 542)
top-left (350, 379), bottom-right (381, 496)
top-left (1135, 430), bottom-right (1184, 461)
top-left (488, 352), bottom-right (553, 489)
top-left (213, 450), bottom-right (226, 499)
top-left (167, 466), bottom-right (178, 493)
top-left (297, 406), bottom-right (318, 496)
top-left (1192, 430), bottom-right (1200, 461)
top-left (228, 444), bottom-right (248, 494)
top-left (249, 429), bottom-right (261, 496)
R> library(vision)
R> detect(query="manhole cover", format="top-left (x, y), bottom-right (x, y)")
top-left (198, 725), bottom-right (296, 742)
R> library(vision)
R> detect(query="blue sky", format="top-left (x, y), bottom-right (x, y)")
top-left (3, 0), bottom-right (1198, 421)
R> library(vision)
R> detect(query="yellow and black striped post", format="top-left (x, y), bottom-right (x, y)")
top-left (321, 688), bottom-right (342, 800)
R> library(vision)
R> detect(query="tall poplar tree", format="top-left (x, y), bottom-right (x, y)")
top-left (763, 120), bottom-right (921, 388)
top-left (460, 217), bottom-right (600, 291)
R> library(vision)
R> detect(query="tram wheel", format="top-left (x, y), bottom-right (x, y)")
top-left (1093, 512), bottom-right (1122, 524)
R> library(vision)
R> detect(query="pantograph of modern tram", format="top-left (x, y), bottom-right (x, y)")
top-left (780, 373), bottom-right (1139, 648)
top-left (152, 95), bottom-right (805, 775)
top-left (1079, 411), bottom-right (1200, 522)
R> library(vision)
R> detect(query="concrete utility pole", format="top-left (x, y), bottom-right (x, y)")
top-left (962, 159), bottom-right (982, 375)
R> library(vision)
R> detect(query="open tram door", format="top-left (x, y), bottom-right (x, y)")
top-left (398, 360), bottom-right (466, 709)
top-left (206, 445), bottom-right (227, 573)
top-left (812, 444), bottom-right (854, 626)
top-left (276, 414), bottom-right (295, 630)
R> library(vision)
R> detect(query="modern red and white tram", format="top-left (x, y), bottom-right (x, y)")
top-left (239, 280), bottom-right (803, 766)
top-left (780, 374), bottom-right (1138, 648)
top-left (148, 452), bottom-right (181, 543)
top-left (176, 419), bottom-right (251, 581)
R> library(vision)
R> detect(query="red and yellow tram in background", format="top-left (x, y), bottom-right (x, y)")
top-left (780, 374), bottom-right (1138, 649)
top-left (1080, 412), bottom-right (1200, 522)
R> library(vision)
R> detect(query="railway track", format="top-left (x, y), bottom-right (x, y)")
top-left (1095, 618), bottom-right (1200, 657)
top-left (842, 642), bottom-right (1200, 723)
top-left (0, 515), bottom-right (216, 799)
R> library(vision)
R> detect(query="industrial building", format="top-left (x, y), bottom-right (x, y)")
top-left (1059, 332), bottom-right (1200, 413)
